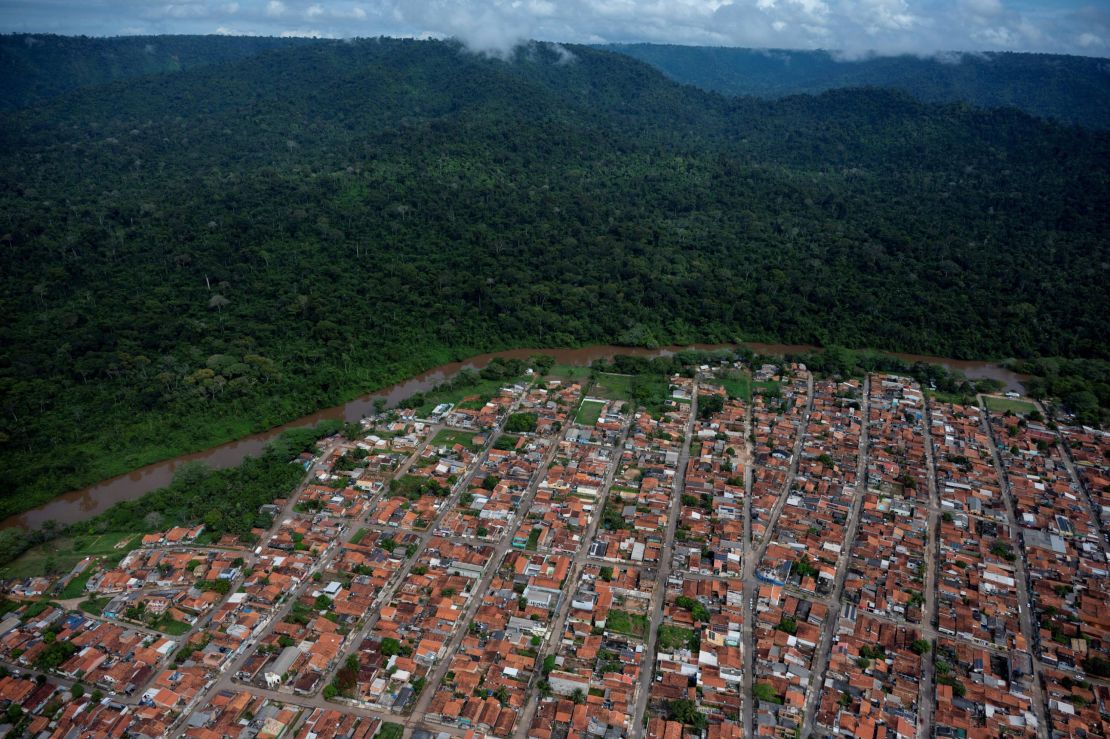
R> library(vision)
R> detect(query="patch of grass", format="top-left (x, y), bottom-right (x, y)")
top-left (79, 597), bottom-right (110, 616)
top-left (928, 389), bottom-right (975, 406)
top-left (157, 618), bottom-right (191, 636)
top-left (59, 569), bottom-right (95, 599)
top-left (377, 723), bottom-right (404, 739)
top-left (591, 374), bottom-right (635, 401)
top-left (0, 532), bottom-right (140, 581)
top-left (717, 371), bottom-right (751, 401)
top-left (593, 373), bottom-right (670, 414)
top-left (350, 528), bottom-right (369, 545)
top-left (548, 365), bottom-right (593, 382)
top-left (983, 396), bottom-right (1038, 415)
top-left (657, 624), bottom-right (695, 651)
top-left (525, 528), bottom-right (541, 551)
top-left (431, 429), bottom-right (482, 451)
top-left (417, 376), bottom-right (528, 416)
top-left (575, 399), bottom-right (606, 426)
top-left (753, 681), bottom-right (783, 704)
top-left (606, 609), bottom-right (648, 638)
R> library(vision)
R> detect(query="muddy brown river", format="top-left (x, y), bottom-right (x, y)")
top-left (2, 343), bottom-right (1027, 530)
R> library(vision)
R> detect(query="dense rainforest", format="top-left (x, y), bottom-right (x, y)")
top-left (0, 37), bottom-right (1108, 518)
top-left (602, 43), bottom-right (1110, 129)
top-left (0, 34), bottom-right (311, 111)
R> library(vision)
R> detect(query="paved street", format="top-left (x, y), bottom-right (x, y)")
top-left (799, 375), bottom-right (870, 739)
top-left (742, 372), bottom-right (814, 738)
top-left (630, 382), bottom-right (698, 739)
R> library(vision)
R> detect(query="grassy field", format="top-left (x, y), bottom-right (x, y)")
top-left (606, 609), bottom-right (648, 638)
top-left (591, 372), bottom-right (670, 413)
top-left (157, 617), bottom-right (192, 636)
top-left (717, 371), bottom-right (781, 401)
top-left (0, 531), bottom-right (139, 580)
top-left (657, 624), bottom-right (695, 651)
top-left (716, 371), bottom-right (751, 400)
top-left (431, 429), bottom-right (483, 451)
top-left (80, 597), bottom-right (110, 616)
top-left (590, 373), bottom-right (636, 401)
top-left (575, 399), bottom-right (606, 426)
top-left (525, 528), bottom-right (541, 551)
top-left (416, 374), bottom-right (530, 416)
top-left (928, 389), bottom-right (977, 406)
top-left (547, 365), bottom-right (593, 382)
top-left (983, 396), bottom-right (1038, 415)
top-left (59, 569), bottom-right (96, 599)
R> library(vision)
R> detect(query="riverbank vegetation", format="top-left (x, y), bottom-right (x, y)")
top-left (0, 421), bottom-right (340, 572)
top-left (1, 39), bottom-right (1107, 517)
top-left (1005, 358), bottom-right (1109, 426)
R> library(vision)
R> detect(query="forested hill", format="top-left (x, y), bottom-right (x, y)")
top-left (601, 43), bottom-right (1110, 129)
top-left (0, 34), bottom-right (309, 111)
top-left (1, 38), bottom-right (1108, 517)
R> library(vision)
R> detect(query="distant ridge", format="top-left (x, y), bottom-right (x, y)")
top-left (600, 43), bottom-right (1110, 129)
top-left (0, 33), bottom-right (309, 111)
top-left (6, 34), bottom-right (1108, 128)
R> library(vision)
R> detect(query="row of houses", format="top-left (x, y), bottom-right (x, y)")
top-left (674, 378), bottom-right (746, 578)
top-left (990, 408), bottom-right (1110, 737)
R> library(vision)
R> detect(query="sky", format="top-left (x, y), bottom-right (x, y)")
top-left (0, 0), bottom-right (1107, 58)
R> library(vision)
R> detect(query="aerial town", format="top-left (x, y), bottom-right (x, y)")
top-left (0, 356), bottom-right (1107, 739)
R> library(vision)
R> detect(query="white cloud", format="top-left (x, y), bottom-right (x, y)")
top-left (266, 0), bottom-right (286, 17)
top-left (1078, 31), bottom-right (1104, 47)
top-left (963, 0), bottom-right (1003, 18)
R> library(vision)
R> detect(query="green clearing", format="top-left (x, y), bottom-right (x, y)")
top-left (983, 396), bottom-right (1038, 415)
top-left (606, 609), bottom-right (648, 638)
top-left (156, 618), bottom-right (192, 636)
top-left (59, 569), bottom-right (96, 599)
top-left (927, 389), bottom-right (976, 406)
top-left (721, 374), bottom-right (782, 400)
top-left (377, 723), bottom-right (404, 739)
top-left (591, 372), bottom-right (670, 414)
top-left (0, 532), bottom-right (139, 581)
top-left (80, 597), bottom-right (110, 616)
top-left (590, 373), bottom-right (635, 401)
top-left (416, 375), bottom-right (529, 416)
top-left (525, 528), bottom-right (541, 551)
top-left (687, 369), bottom-right (771, 402)
top-left (657, 624), bottom-right (695, 651)
top-left (548, 365), bottom-right (593, 382)
top-left (717, 372), bottom-right (751, 400)
top-left (431, 429), bottom-right (483, 451)
top-left (753, 681), bottom-right (783, 704)
top-left (575, 399), bottom-right (606, 426)
top-left (350, 528), bottom-right (369, 545)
